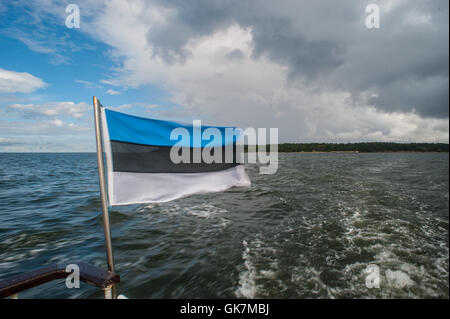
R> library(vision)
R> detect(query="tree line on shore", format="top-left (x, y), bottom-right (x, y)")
top-left (244, 143), bottom-right (449, 153)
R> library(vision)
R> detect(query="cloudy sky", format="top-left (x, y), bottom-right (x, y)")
top-left (0, 0), bottom-right (448, 151)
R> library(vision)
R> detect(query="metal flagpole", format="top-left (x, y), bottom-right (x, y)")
top-left (93, 96), bottom-right (117, 298)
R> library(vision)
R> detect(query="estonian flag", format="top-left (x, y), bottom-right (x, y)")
top-left (100, 106), bottom-right (251, 206)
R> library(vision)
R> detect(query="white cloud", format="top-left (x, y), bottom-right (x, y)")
top-left (0, 130), bottom-right (92, 152)
top-left (0, 137), bottom-right (19, 145)
top-left (105, 103), bottom-right (133, 110)
top-left (141, 103), bottom-right (161, 109)
top-left (50, 118), bottom-right (64, 127)
top-left (106, 89), bottom-right (121, 95)
top-left (6, 101), bottom-right (89, 119)
top-left (14, 0), bottom-right (448, 143)
top-left (75, 79), bottom-right (101, 89)
top-left (78, 1), bottom-right (448, 142)
top-left (0, 118), bottom-right (92, 152)
top-left (0, 68), bottom-right (47, 94)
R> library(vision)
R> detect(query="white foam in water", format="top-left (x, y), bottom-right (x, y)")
top-left (186, 203), bottom-right (228, 218)
top-left (260, 270), bottom-right (276, 279)
top-left (120, 256), bottom-right (147, 271)
top-left (235, 241), bottom-right (257, 298)
top-left (141, 204), bottom-right (156, 210)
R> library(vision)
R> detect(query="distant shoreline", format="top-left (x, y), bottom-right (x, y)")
top-left (285, 151), bottom-right (360, 153)
top-left (280, 151), bottom-right (447, 153)
top-left (246, 151), bottom-right (448, 153)
top-left (246, 142), bottom-right (449, 153)
top-left (0, 143), bottom-right (448, 154)
top-left (0, 151), bottom-right (449, 154)
top-left (0, 151), bottom-right (448, 154)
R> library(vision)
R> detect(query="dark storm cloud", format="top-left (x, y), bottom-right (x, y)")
top-left (148, 0), bottom-right (234, 62)
top-left (148, 0), bottom-right (449, 118)
top-left (248, 18), bottom-right (345, 80)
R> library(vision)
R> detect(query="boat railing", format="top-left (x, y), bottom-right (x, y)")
top-left (0, 262), bottom-right (120, 299)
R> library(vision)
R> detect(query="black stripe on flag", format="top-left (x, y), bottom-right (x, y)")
top-left (110, 140), bottom-right (240, 173)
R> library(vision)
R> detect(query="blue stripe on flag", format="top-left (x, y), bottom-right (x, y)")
top-left (104, 108), bottom-right (239, 147)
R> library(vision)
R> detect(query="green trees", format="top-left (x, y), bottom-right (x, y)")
top-left (246, 143), bottom-right (449, 153)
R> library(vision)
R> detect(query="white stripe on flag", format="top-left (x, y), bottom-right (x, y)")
top-left (110, 165), bottom-right (250, 206)
top-left (101, 107), bottom-right (115, 205)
